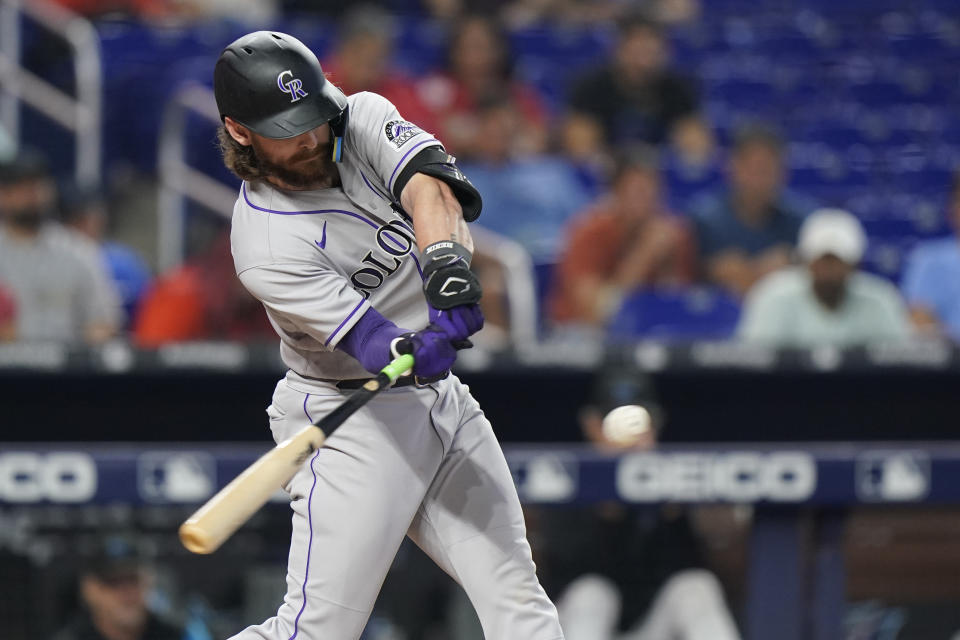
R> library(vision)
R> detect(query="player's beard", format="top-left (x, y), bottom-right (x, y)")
top-left (251, 140), bottom-right (342, 190)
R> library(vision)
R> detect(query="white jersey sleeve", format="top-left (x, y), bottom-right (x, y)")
top-left (345, 92), bottom-right (443, 199)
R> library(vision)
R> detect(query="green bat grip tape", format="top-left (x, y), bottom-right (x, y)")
top-left (381, 354), bottom-right (415, 383)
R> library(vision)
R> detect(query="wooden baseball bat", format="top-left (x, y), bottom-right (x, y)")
top-left (178, 353), bottom-right (415, 554)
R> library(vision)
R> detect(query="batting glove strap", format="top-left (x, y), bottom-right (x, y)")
top-left (389, 334), bottom-right (415, 377)
top-left (420, 241), bottom-right (482, 309)
top-left (392, 327), bottom-right (457, 383)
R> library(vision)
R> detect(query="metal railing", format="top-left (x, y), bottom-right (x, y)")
top-left (0, 0), bottom-right (102, 186)
top-left (469, 225), bottom-right (540, 347)
top-left (156, 83), bottom-right (541, 346)
top-left (156, 82), bottom-right (237, 272)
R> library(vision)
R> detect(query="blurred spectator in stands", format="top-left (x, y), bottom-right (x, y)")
top-left (460, 94), bottom-right (589, 263)
top-left (61, 185), bottom-right (152, 329)
top-left (667, 116), bottom-right (721, 188)
top-left (501, 0), bottom-right (701, 28)
top-left (901, 173), bottom-right (960, 342)
top-left (134, 232), bottom-right (273, 345)
top-left (323, 5), bottom-right (438, 132)
top-left (456, 94), bottom-right (588, 342)
top-left (52, 0), bottom-right (275, 21)
top-left (691, 125), bottom-right (816, 298)
top-left (0, 152), bottom-right (121, 344)
top-left (53, 536), bottom-right (185, 640)
top-left (549, 146), bottom-right (694, 328)
top-left (738, 209), bottom-right (911, 346)
top-left (0, 282), bottom-right (15, 341)
top-left (563, 13), bottom-right (701, 160)
top-left (417, 14), bottom-right (549, 157)
top-left (540, 366), bottom-right (741, 640)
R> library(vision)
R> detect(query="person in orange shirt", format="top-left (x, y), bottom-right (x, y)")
top-left (549, 146), bottom-right (694, 327)
top-left (133, 233), bottom-right (274, 346)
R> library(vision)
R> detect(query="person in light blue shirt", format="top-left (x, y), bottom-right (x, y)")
top-left (457, 95), bottom-right (591, 264)
top-left (901, 174), bottom-right (960, 341)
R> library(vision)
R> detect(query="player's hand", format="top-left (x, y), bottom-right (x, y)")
top-left (393, 326), bottom-right (458, 381)
top-left (421, 241), bottom-right (482, 310)
top-left (431, 304), bottom-right (484, 350)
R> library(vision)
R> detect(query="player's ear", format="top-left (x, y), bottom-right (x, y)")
top-left (224, 117), bottom-right (253, 146)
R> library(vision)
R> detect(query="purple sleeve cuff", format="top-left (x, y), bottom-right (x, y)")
top-left (336, 306), bottom-right (409, 374)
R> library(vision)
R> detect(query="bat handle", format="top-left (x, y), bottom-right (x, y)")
top-left (380, 352), bottom-right (415, 384)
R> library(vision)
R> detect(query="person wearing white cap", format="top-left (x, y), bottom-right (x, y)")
top-left (737, 208), bottom-right (911, 346)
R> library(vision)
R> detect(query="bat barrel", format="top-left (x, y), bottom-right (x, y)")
top-left (177, 353), bottom-right (415, 554)
top-left (179, 520), bottom-right (218, 554)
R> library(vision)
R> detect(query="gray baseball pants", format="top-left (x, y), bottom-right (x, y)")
top-left (228, 372), bottom-right (565, 640)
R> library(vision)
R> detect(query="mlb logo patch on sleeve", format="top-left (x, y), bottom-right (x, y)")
top-left (384, 120), bottom-right (423, 148)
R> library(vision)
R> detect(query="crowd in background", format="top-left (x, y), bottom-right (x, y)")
top-left (1, 0), bottom-right (960, 350)
top-left (3, 3), bottom-right (960, 640)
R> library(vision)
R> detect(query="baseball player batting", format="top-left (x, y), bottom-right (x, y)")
top-left (212, 32), bottom-right (565, 639)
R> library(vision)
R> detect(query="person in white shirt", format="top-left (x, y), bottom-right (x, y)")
top-left (0, 152), bottom-right (121, 344)
top-left (737, 208), bottom-right (911, 347)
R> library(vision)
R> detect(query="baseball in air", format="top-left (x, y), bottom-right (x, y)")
top-left (601, 405), bottom-right (652, 445)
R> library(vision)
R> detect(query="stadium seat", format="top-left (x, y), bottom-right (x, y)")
top-left (607, 288), bottom-right (742, 341)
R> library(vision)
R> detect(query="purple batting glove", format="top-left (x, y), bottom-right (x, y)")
top-left (395, 326), bottom-right (458, 380)
top-left (432, 304), bottom-right (484, 343)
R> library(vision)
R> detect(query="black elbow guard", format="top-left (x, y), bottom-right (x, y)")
top-left (392, 146), bottom-right (483, 222)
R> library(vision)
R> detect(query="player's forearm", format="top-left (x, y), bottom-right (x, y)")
top-left (400, 173), bottom-right (474, 254)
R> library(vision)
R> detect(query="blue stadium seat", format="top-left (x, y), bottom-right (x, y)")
top-left (607, 288), bottom-right (742, 340)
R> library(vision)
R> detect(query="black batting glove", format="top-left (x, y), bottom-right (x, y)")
top-left (420, 241), bottom-right (482, 310)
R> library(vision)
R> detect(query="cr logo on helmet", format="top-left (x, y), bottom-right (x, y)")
top-left (277, 69), bottom-right (308, 102)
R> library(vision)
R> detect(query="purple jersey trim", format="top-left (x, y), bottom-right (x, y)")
top-left (387, 140), bottom-right (435, 192)
top-left (288, 446), bottom-right (323, 640)
top-left (395, 218), bottom-right (416, 237)
top-left (242, 183), bottom-right (378, 229)
top-left (411, 254), bottom-right (423, 280)
top-left (359, 170), bottom-right (388, 201)
top-left (302, 393), bottom-right (313, 424)
top-left (324, 298), bottom-right (367, 347)
top-left (381, 231), bottom-right (407, 252)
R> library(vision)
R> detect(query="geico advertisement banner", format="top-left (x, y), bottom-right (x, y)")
top-left (615, 452), bottom-right (816, 502)
top-left (0, 447), bottom-right (944, 506)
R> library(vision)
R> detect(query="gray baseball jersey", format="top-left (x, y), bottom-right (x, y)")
top-left (228, 92), bottom-right (564, 640)
top-left (232, 92), bottom-right (439, 380)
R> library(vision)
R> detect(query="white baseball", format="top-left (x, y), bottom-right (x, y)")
top-left (601, 405), bottom-right (651, 445)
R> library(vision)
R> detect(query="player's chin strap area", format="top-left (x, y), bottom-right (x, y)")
top-left (329, 108), bottom-right (348, 163)
top-left (331, 136), bottom-right (343, 162)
